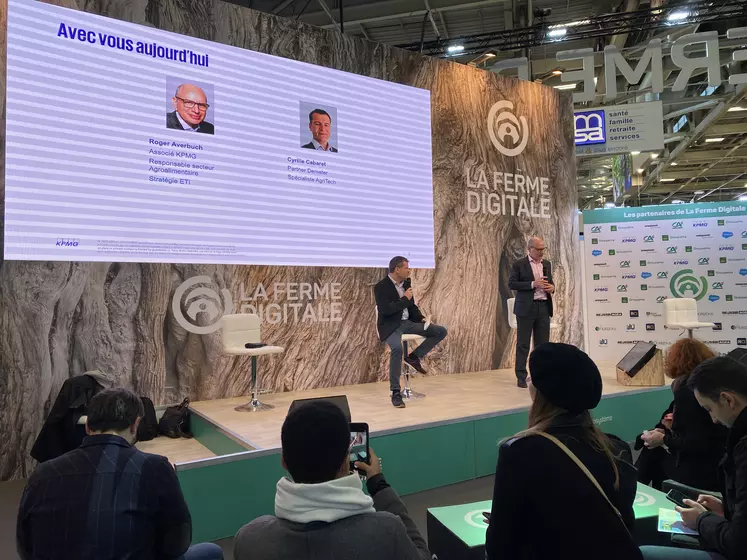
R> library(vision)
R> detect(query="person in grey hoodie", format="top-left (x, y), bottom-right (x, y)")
top-left (234, 401), bottom-right (430, 560)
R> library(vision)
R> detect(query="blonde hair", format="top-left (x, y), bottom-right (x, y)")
top-left (514, 390), bottom-right (621, 489)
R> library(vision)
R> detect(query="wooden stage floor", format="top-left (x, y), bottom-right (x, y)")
top-left (144, 365), bottom-right (666, 465)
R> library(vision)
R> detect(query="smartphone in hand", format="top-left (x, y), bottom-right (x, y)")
top-left (349, 422), bottom-right (370, 472)
top-left (666, 489), bottom-right (690, 508)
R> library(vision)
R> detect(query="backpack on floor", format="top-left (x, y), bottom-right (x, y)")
top-left (158, 398), bottom-right (192, 438)
top-left (136, 396), bottom-right (159, 442)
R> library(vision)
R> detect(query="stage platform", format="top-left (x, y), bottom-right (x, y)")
top-left (145, 365), bottom-right (667, 464)
top-left (150, 366), bottom-right (672, 542)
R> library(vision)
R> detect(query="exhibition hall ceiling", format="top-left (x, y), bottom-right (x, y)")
top-left (229, 0), bottom-right (747, 208)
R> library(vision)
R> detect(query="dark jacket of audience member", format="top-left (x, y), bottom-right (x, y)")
top-left (486, 343), bottom-right (642, 560)
top-left (662, 377), bottom-right (727, 489)
top-left (30, 373), bottom-right (106, 462)
top-left (636, 339), bottom-right (727, 491)
top-left (688, 357), bottom-right (747, 559)
top-left (17, 389), bottom-right (193, 560)
top-left (234, 401), bottom-right (430, 560)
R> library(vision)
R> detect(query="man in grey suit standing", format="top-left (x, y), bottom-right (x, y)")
top-left (508, 237), bottom-right (555, 388)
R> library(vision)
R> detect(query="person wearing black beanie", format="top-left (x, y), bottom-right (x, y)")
top-left (485, 343), bottom-right (642, 560)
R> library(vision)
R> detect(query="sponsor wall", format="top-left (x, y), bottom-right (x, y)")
top-left (583, 202), bottom-right (747, 363)
top-left (0, 0), bottom-right (580, 480)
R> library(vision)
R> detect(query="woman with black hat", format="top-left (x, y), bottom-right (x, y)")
top-left (485, 343), bottom-right (642, 560)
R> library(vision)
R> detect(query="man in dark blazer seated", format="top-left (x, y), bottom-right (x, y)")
top-left (166, 84), bottom-right (214, 134)
top-left (508, 237), bottom-right (555, 388)
top-left (374, 256), bottom-right (447, 408)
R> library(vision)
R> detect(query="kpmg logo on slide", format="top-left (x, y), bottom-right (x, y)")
top-left (693, 222), bottom-right (709, 228)
top-left (622, 237), bottom-right (636, 243)
top-left (622, 274), bottom-right (636, 279)
top-left (55, 238), bottom-right (79, 247)
top-left (574, 110), bottom-right (606, 145)
top-left (592, 250), bottom-right (603, 257)
top-left (172, 276), bottom-right (234, 335)
top-left (594, 287), bottom-right (609, 292)
top-left (641, 272), bottom-right (652, 279)
top-left (487, 101), bottom-right (528, 157)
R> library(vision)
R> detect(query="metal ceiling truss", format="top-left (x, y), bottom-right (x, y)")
top-left (397, 0), bottom-right (747, 58)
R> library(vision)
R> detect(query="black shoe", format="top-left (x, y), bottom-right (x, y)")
top-left (517, 379), bottom-right (528, 388)
top-left (404, 354), bottom-right (428, 374)
top-left (392, 391), bottom-right (406, 408)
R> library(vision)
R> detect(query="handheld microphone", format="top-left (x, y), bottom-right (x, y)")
top-left (403, 278), bottom-right (411, 290)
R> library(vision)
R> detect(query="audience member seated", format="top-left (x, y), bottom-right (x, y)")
top-left (16, 388), bottom-right (223, 560)
top-left (234, 401), bottom-right (430, 560)
top-left (485, 343), bottom-right (642, 560)
top-left (636, 339), bottom-right (728, 491)
top-left (640, 356), bottom-right (747, 560)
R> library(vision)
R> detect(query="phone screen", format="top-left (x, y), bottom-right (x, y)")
top-left (666, 489), bottom-right (689, 508)
top-left (349, 423), bottom-right (369, 469)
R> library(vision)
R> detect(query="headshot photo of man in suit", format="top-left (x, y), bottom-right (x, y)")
top-left (166, 83), bottom-right (214, 135)
top-left (302, 108), bottom-right (338, 153)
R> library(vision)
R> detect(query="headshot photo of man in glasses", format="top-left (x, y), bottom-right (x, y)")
top-left (166, 82), bottom-right (214, 135)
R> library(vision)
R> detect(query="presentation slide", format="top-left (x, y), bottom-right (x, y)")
top-left (4, 0), bottom-right (435, 268)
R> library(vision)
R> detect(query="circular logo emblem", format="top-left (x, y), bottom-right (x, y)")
top-left (463, 509), bottom-right (489, 530)
top-left (172, 275), bottom-right (234, 334)
top-left (670, 269), bottom-right (708, 301)
top-left (634, 490), bottom-right (655, 507)
top-left (487, 100), bottom-right (529, 157)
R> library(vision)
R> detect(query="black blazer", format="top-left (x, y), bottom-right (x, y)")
top-left (486, 415), bottom-right (642, 560)
top-left (508, 257), bottom-right (554, 317)
top-left (697, 408), bottom-right (747, 558)
top-left (302, 141), bottom-right (338, 153)
top-left (166, 111), bottom-right (215, 134)
top-left (374, 276), bottom-right (423, 341)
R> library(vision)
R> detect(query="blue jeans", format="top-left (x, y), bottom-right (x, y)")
top-left (181, 542), bottom-right (224, 560)
top-left (640, 546), bottom-right (726, 559)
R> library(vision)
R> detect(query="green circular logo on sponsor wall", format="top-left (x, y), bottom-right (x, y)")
top-left (670, 269), bottom-right (708, 300)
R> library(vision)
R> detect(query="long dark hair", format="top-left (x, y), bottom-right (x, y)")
top-left (515, 390), bottom-right (621, 489)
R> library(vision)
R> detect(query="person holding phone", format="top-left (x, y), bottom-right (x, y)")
top-left (640, 357), bottom-right (747, 560)
top-left (636, 338), bottom-right (727, 492)
top-left (508, 237), bottom-right (555, 388)
top-left (234, 401), bottom-right (430, 560)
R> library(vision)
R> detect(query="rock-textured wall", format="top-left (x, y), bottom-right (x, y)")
top-left (0, 0), bottom-right (580, 479)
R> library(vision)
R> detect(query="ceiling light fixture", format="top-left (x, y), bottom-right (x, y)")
top-left (604, 202), bottom-right (616, 208)
top-left (705, 137), bottom-right (725, 143)
top-left (650, 153), bottom-right (659, 159)
top-left (670, 162), bottom-right (678, 166)
top-left (671, 199), bottom-right (685, 204)
top-left (727, 106), bottom-right (747, 112)
top-left (667, 11), bottom-right (689, 23)
top-left (548, 28), bottom-right (567, 38)
top-left (447, 44), bottom-right (465, 54)
top-left (660, 178), bottom-right (675, 182)
top-left (637, 168), bottom-right (644, 174)
top-left (739, 195), bottom-right (747, 201)
top-left (631, 151), bottom-right (641, 156)
top-left (554, 83), bottom-right (577, 90)
top-left (694, 190), bottom-right (705, 195)
top-left (484, 52), bottom-right (497, 58)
